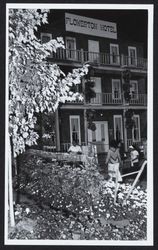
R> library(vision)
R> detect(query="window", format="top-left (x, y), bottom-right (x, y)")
top-left (112, 79), bottom-right (121, 100)
top-left (110, 44), bottom-right (120, 65)
top-left (113, 115), bottom-right (123, 141)
top-left (130, 80), bottom-right (138, 99)
top-left (66, 37), bottom-right (76, 60)
top-left (41, 33), bottom-right (52, 43)
top-left (128, 46), bottom-right (137, 66)
top-left (88, 40), bottom-right (100, 63)
top-left (132, 115), bottom-right (140, 142)
top-left (69, 116), bottom-right (81, 144)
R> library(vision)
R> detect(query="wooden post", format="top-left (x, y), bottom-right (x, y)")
top-left (121, 68), bottom-right (128, 152)
top-left (123, 160), bottom-right (147, 205)
top-left (84, 109), bottom-right (88, 145)
top-left (80, 49), bottom-right (84, 64)
top-left (123, 109), bottom-right (128, 152)
top-left (114, 165), bottom-right (119, 205)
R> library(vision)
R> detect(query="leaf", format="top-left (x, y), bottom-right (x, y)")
top-left (109, 219), bottom-right (130, 228)
top-left (99, 217), bottom-right (108, 226)
top-left (72, 233), bottom-right (80, 240)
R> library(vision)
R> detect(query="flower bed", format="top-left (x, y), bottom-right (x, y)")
top-left (10, 151), bottom-right (147, 240)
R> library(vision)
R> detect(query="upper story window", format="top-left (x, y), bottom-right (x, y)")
top-left (65, 37), bottom-right (76, 60)
top-left (130, 80), bottom-right (138, 99)
top-left (41, 33), bottom-right (52, 43)
top-left (112, 79), bottom-right (121, 100)
top-left (128, 46), bottom-right (137, 66)
top-left (88, 40), bottom-right (100, 63)
top-left (110, 44), bottom-right (120, 65)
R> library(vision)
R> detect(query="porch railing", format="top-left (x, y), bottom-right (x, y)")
top-left (51, 48), bottom-right (147, 70)
top-left (86, 93), bottom-right (147, 105)
top-left (127, 139), bottom-right (144, 149)
top-left (61, 142), bottom-right (86, 152)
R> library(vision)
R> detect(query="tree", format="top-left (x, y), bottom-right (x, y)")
top-left (8, 9), bottom-right (89, 226)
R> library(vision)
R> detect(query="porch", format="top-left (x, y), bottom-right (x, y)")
top-left (50, 48), bottom-right (147, 70)
top-left (43, 139), bottom-right (145, 154)
top-left (68, 93), bottom-right (147, 106)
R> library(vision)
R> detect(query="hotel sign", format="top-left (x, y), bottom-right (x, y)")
top-left (65, 13), bottom-right (117, 39)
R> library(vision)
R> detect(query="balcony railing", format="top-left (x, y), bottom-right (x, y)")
top-left (51, 48), bottom-right (147, 70)
top-left (86, 93), bottom-right (147, 106)
top-left (88, 93), bottom-right (123, 105)
top-left (129, 94), bottom-right (147, 106)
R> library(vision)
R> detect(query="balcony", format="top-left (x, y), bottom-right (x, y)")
top-left (129, 94), bottom-right (147, 106)
top-left (88, 93), bottom-right (123, 105)
top-left (50, 48), bottom-right (147, 70)
top-left (85, 93), bottom-right (147, 106)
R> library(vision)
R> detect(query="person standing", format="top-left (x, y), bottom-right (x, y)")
top-left (105, 140), bottom-right (122, 182)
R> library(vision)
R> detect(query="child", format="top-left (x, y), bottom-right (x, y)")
top-left (129, 145), bottom-right (139, 167)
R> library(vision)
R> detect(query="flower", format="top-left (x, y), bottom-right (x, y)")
top-left (25, 208), bottom-right (30, 214)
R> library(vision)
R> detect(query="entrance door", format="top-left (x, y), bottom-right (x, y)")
top-left (113, 115), bottom-right (123, 141)
top-left (88, 40), bottom-right (99, 63)
top-left (69, 115), bottom-right (81, 144)
top-left (88, 121), bottom-right (109, 152)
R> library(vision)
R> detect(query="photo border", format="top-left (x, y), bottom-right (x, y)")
top-left (4, 2), bottom-right (154, 246)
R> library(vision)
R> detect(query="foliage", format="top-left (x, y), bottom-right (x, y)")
top-left (125, 109), bottom-right (135, 129)
top-left (8, 9), bottom-right (89, 156)
top-left (86, 110), bottom-right (96, 131)
top-left (122, 69), bottom-right (132, 102)
top-left (84, 80), bottom-right (96, 103)
top-left (11, 152), bottom-right (147, 240)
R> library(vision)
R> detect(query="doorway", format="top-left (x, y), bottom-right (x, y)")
top-left (88, 121), bottom-right (109, 152)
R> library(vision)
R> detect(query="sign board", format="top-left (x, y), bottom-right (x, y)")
top-left (65, 13), bottom-right (117, 39)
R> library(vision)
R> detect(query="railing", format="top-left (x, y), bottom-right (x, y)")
top-left (121, 55), bottom-right (147, 70)
top-left (86, 93), bottom-right (123, 105)
top-left (68, 92), bottom-right (147, 106)
top-left (86, 93), bottom-right (147, 105)
top-left (129, 94), bottom-right (147, 105)
top-left (61, 142), bottom-right (86, 152)
top-left (103, 93), bottom-right (123, 105)
top-left (127, 139), bottom-right (144, 149)
top-left (51, 48), bottom-right (147, 70)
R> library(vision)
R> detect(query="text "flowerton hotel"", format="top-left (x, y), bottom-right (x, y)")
top-left (65, 13), bottom-right (117, 39)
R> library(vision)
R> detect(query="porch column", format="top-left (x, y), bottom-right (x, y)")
top-left (84, 109), bottom-right (88, 145)
top-left (123, 109), bottom-right (128, 152)
top-left (55, 109), bottom-right (60, 151)
top-left (82, 76), bottom-right (88, 145)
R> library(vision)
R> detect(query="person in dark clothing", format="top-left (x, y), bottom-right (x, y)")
top-left (117, 140), bottom-right (126, 161)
